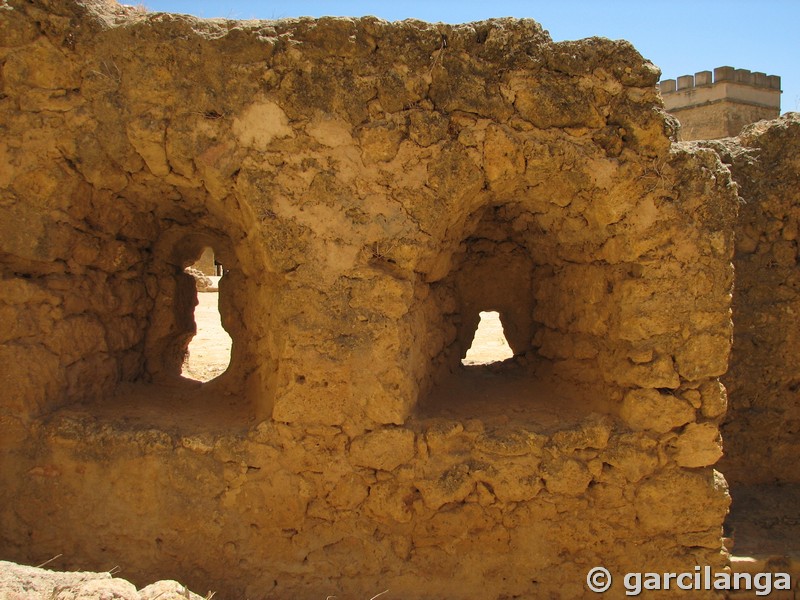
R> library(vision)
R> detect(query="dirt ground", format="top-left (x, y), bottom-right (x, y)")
top-left (181, 289), bottom-right (232, 382)
top-left (461, 311), bottom-right (514, 365)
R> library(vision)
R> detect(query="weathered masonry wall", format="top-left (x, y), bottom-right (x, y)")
top-left (1, 1), bottom-right (737, 598)
top-left (704, 114), bottom-right (800, 486)
top-left (659, 66), bottom-right (781, 141)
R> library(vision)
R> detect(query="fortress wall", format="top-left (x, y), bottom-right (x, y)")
top-left (659, 67), bottom-right (781, 141)
top-left (708, 114), bottom-right (800, 486)
top-left (1, 1), bottom-right (738, 597)
top-left (667, 100), bottom-right (781, 143)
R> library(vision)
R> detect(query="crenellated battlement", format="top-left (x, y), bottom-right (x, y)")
top-left (659, 66), bottom-right (781, 95)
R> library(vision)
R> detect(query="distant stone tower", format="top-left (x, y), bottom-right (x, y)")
top-left (659, 66), bottom-right (781, 140)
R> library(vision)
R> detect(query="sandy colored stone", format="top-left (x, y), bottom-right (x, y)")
top-left (476, 457), bottom-right (543, 503)
top-left (0, 561), bottom-right (202, 600)
top-left (601, 433), bottom-right (659, 483)
top-left (549, 414), bottom-right (612, 452)
top-left (126, 116), bottom-right (170, 177)
top-left (356, 119), bottom-right (406, 163)
top-left (364, 480), bottom-right (415, 523)
top-left (474, 429), bottom-right (547, 457)
top-left (232, 98), bottom-right (293, 150)
top-left (0, 3), bottom-right (743, 598)
top-left (325, 472), bottom-right (369, 511)
top-left (710, 114), bottom-right (800, 485)
top-left (541, 457), bottom-right (592, 496)
top-left (670, 422), bottom-right (723, 468)
top-left (138, 580), bottom-right (205, 600)
top-left (416, 463), bottom-right (476, 510)
top-left (604, 352), bottom-right (681, 389)
top-left (675, 333), bottom-right (732, 380)
top-left (635, 469), bottom-right (730, 535)
top-left (349, 428), bottom-right (416, 471)
top-left (700, 380), bottom-right (728, 419)
top-left (620, 388), bottom-right (696, 433)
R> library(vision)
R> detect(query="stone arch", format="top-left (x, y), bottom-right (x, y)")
top-left (128, 214), bottom-right (279, 421)
top-left (409, 133), bottom-right (731, 425)
top-left (413, 197), bottom-right (581, 422)
top-left (0, 8), bottom-right (750, 598)
top-left (431, 202), bottom-right (537, 377)
top-left (456, 205), bottom-right (536, 359)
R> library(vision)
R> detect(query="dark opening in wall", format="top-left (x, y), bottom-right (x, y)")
top-left (417, 203), bottom-right (596, 429)
top-left (87, 228), bottom-right (265, 429)
top-left (181, 247), bottom-right (232, 382)
top-left (424, 203), bottom-right (535, 381)
top-left (47, 223), bottom-right (265, 431)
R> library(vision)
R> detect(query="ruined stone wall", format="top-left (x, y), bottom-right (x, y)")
top-left (707, 114), bottom-right (800, 486)
top-left (1, 1), bottom-right (738, 597)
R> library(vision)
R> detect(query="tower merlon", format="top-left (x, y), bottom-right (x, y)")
top-left (658, 65), bottom-right (781, 113)
top-left (659, 66), bottom-right (781, 94)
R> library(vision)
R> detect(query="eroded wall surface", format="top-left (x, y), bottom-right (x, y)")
top-left (1, 1), bottom-right (738, 597)
top-left (710, 114), bottom-right (800, 486)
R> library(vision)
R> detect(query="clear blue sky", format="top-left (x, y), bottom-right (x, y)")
top-left (143, 1), bottom-right (800, 113)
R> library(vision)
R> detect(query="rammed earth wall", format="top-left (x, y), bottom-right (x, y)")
top-left (1, 1), bottom-right (739, 597)
top-left (705, 114), bottom-right (800, 486)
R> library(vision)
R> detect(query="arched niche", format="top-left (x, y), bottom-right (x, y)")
top-left (413, 198), bottom-right (617, 428)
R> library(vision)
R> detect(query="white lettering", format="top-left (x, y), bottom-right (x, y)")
top-left (662, 572), bottom-right (676, 589)
top-left (624, 572), bottom-right (641, 596)
top-left (753, 572), bottom-right (770, 596)
top-left (774, 573), bottom-right (791, 591)
top-left (643, 572), bottom-right (661, 590)
top-left (677, 572), bottom-right (694, 590)
top-left (733, 572), bottom-right (752, 590)
top-left (714, 571), bottom-right (731, 590)
top-left (591, 566), bottom-right (792, 596)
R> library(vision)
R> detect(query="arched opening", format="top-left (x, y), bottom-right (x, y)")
top-left (49, 220), bottom-right (271, 430)
top-left (140, 229), bottom-right (253, 399)
top-left (416, 202), bottom-right (603, 428)
top-left (181, 247), bottom-right (232, 382)
top-left (461, 311), bottom-right (514, 366)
